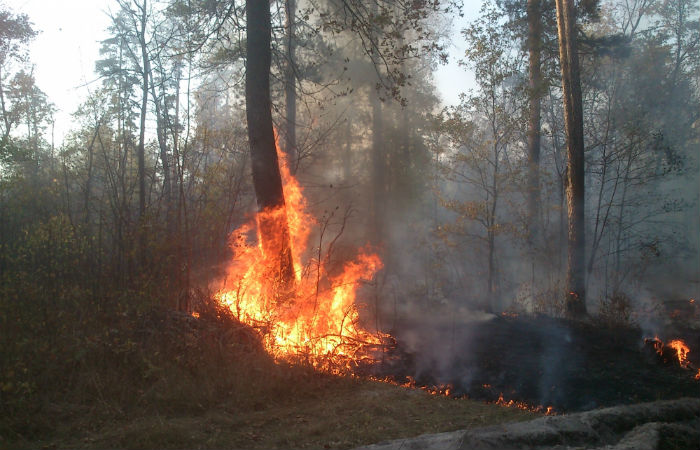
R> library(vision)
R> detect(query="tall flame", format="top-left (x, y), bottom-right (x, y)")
top-left (216, 134), bottom-right (384, 371)
top-left (668, 339), bottom-right (690, 368)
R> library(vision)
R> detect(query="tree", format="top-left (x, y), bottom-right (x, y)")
top-left (439, 3), bottom-right (523, 312)
top-left (525, 0), bottom-right (543, 249)
top-left (246, 0), bottom-right (295, 286)
top-left (555, 0), bottom-right (587, 317)
top-left (242, 0), bottom-right (453, 288)
top-left (284, 0), bottom-right (297, 173)
top-left (579, 0), bottom-right (698, 299)
top-left (0, 6), bottom-right (37, 143)
top-left (135, 0), bottom-right (149, 266)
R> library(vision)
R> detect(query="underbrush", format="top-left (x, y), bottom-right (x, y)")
top-left (0, 289), bottom-right (343, 445)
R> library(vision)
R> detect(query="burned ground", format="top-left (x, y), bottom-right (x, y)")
top-left (373, 315), bottom-right (700, 413)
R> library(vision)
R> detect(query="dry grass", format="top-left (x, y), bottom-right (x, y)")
top-left (0, 295), bottom-right (535, 450)
top-left (8, 380), bottom-right (535, 450)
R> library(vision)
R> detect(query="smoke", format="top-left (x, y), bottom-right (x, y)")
top-left (191, 0), bottom-right (699, 411)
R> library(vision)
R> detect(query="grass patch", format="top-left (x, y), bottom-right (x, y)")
top-left (0, 293), bottom-right (535, 449)
top-left (6, 380), bottom-right (535, 449)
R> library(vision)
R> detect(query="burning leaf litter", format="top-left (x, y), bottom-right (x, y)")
top-left (369, 376), bottom-right (557, 415)
top-left (494, 394), bottom-right (556, 415)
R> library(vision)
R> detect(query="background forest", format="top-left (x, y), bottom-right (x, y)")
top-left (0, 0), bottom-right (698, 445)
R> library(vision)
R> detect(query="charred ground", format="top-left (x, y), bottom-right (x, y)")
top-left (373, 314), bottom-right (700, 413)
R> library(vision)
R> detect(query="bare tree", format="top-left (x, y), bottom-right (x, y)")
top-left (526, 0), bottom-right (543, 249)
top-left (554, 0), bottom-right (587, 317)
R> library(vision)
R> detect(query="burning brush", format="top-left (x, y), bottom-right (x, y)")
top-left (215, 136), bottom-right (388, 372)
top-left (643, 336), bottom-right (699, 380)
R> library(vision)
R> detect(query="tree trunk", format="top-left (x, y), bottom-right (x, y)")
top-left (149, 73), bottom-right (172, 218)
top-left (137, 0), bottom-right (148, 268)
top-left (246, 0), bottom-right (295, 286)
top-left (284, 0), bottom-right (297, 174)
top-left (83, 122), bottom-right (101, 229)
top-left (526, 0), bottom-right (542, 249)
top-left (0, 66), bottom-right (11, 141)
top-left (370, 92), bottom-right (384, 245)
top-left (555, 0), bottom-right (587, 317)
top-left (487, 228), bottom-right (496, 313)
top-left (342, 117), bottom-right (352, 182)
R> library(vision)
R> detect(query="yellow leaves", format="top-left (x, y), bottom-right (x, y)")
top-left (441, 198), bottom-right (487, 221)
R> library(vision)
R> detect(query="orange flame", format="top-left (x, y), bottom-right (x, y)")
top-left (494, 393), bottom-right (556, 415)
top-left (216, 133), bottom-right (384, 371)
top-left (668, 339), bottom-right (690, 368)
top-left (645, 336), bottom-right (696, 374)
top-left (369, 376), bottom-right (460, 398)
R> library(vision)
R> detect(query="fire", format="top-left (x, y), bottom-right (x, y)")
top-left (668, 339), bottom-right (690, 368)
top-left (494, 393), bottom-right (556, 415)
top-left (645, 336), bottom-right (696, 373)
top-left (371, 376), bottom-right (461, 397)
top-left (216, 134), bottom-right (384, 371)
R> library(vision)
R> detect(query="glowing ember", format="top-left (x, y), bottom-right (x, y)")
top-left (494, 393), bottom-right (556, 415)
top-left (372, 376), bottom-right (461, 398)
top-left (216, 134), bottom-right (384, 371)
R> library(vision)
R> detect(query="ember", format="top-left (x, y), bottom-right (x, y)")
top-left (216, 135), bottom-right (386, 371)
top-left (494, 393), bottom-right (556, 415)
top-left (370, 376), bottom-right (458, 397)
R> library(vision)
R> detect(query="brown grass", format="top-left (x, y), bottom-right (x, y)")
top-left (0, 295), bottom-right (535, 450)
top-left (7, 380), bottom-right (535, 450)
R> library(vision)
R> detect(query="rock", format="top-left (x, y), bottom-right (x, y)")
top-left (353, 398), bottom-right (700, 450)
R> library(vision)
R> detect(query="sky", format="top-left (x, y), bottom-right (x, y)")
top-left (5, 0), bottom-right (112, 142)
top-left (4, 0), bottom-right (478, 144)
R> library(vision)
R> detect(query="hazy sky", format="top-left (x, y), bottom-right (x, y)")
top-left (5, 0), bottom-right (478, 143)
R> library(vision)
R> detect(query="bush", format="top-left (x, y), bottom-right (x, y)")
top-left (0, 287), bottom-right (335, 444)
top-left (598, 292), bottom-right (634, 326)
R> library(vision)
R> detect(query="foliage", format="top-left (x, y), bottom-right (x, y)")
top-left (597, 291), bottom-right (633, 326)
top-left (432, 0), bottom-right (699, 314)
top-left (0, 286), bottom-right (335, 442)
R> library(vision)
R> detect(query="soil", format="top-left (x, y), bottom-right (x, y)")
top-left (370, 314), bottom-right (700, 413)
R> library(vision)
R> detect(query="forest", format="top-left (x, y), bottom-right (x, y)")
top-left (0, 0), bottom-right (698, 448)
